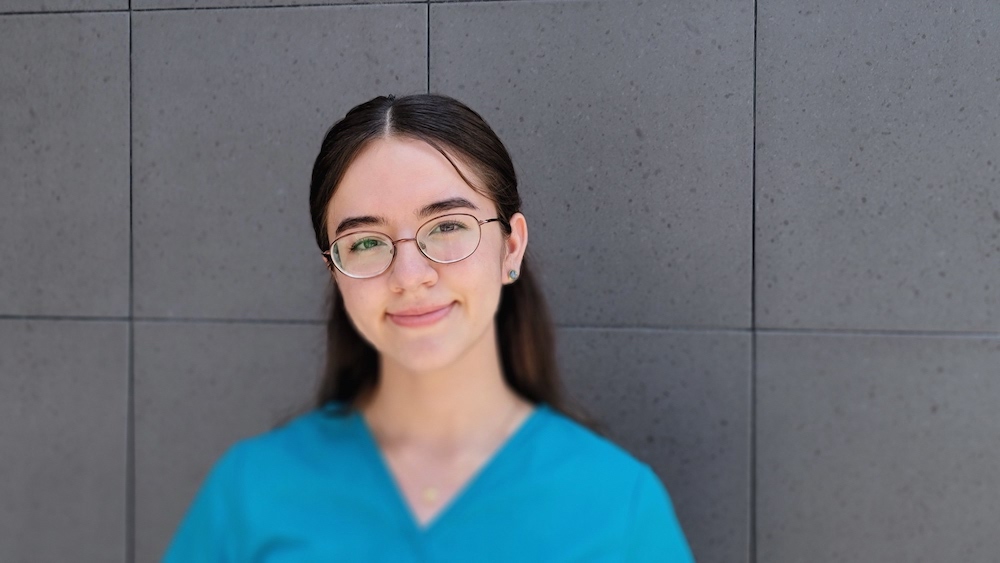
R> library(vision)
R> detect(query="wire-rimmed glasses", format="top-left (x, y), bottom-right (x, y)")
top-left (322, 213), bottom-right (502, 279)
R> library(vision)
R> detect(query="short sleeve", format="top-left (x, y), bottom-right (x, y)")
top-left (163, 443), bottom-right (246, 562)
top-left (625, 464), bottom-right (695, 562)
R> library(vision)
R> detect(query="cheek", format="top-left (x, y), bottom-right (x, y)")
top-left (457, 247), bottom-right (504, 286)
top-left (456, 251), bottom-right (505, 308)
top-left (337, 283), bottom-right (380, 336)
top-left (477, 235), bottom-right (508, 276)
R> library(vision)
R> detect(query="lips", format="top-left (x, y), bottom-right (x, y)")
top-left (386, 302), bottom-right (455, 327)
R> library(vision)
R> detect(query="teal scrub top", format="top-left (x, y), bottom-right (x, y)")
top-left (164, 403), bottom-right (695, 562)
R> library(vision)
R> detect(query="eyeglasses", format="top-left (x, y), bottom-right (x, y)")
top-left (322, 213), bottom-right (502, 279)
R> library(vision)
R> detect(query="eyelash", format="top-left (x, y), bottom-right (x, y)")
top-left (430, 221), bottom-right (466, 234)
top-left (349, 237), bottom-right (385, 252)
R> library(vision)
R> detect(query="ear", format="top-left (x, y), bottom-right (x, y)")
top-left (502, 212), bottom-right (528, 284)
top-left (321, 255), bottom-right (338, 284)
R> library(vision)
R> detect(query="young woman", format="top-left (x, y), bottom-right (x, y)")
top-left (165, 94), bottom-right (694, 561)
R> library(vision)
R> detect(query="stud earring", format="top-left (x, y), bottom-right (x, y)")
top-left (508, 270), bottom-right (519, 281)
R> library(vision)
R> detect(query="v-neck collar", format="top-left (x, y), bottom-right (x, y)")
top-left (354, 404), bottom-right (548, 535)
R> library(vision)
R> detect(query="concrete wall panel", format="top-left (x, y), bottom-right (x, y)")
top-left (0, 320), bottom-right (127, 563)
top-left (132, 5), bottom-right (427, 320)
top-left (0, 13), bottom-right (129, 316)
top-left (757, 0), bottom-right (1000, 331)
top-left (133, 320), bottom-right (324, 562)
top-left (757, 332), bottom-right (1000, 562)
top-left (557, 327), bottom-right (751, 563)
top-left (432, 0), bottom-right (754, 329)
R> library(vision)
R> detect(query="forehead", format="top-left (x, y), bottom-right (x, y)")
top-left (326, 137), bottom-right (493, 226)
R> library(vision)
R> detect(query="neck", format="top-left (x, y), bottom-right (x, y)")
top-left (360, 332), bottom-right (530, 453)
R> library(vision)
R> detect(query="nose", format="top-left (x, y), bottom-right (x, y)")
top-left (387, 238), bottom-right (437, 291)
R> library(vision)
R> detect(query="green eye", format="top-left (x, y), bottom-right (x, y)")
top-left (350, 238), bottom-right (384, 252)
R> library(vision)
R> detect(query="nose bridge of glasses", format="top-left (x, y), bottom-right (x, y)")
top-left (387, 236), bottom-right (432, 267)
top-left (390, 236), bottom-right (426, 253)
top-left (384, 236), bottom-right (437, 286)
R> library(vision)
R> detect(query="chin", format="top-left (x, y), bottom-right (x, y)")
top-left (382, 348), bottom-right (465, 375)
top-left (377, 325), bottom-right (492, 376)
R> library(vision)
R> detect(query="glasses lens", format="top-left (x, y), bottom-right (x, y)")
top-left (417, 214), bottom-right (481, 263)
top-left (331, 232), bottom-right (393, 277)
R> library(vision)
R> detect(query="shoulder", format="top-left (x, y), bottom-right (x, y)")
top-left (194, 403), bottom-right (368, 503)
top-left (531, 405), bottom-right (651, 481)
top-left (520, 405), bottom-right (659, 513)
top-left (519, 406), bottom-right (694, 560)
top-left (228, 403), bottom-right (364, 473)
top-left (164, 405), bottom-right (370, 560)
top-left (239, 403), bottom-right (357, 450)
top-left (188, 404), bottom-right (373, 521)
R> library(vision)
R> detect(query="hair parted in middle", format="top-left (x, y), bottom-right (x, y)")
top-left (308, 93), bottom-right (591, 426)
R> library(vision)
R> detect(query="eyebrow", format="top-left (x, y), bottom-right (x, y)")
top-left (417, 197), bottom-right (479, 218)
top-left (335, 215), bottom-right (387, 235)
top-left (334, 197), bottom-right (480, 236)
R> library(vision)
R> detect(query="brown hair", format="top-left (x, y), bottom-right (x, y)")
top-left (308, 94), bottom-right (589, 424)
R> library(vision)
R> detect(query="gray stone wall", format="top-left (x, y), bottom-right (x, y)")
top-left (2, 1), bottom-right (997, 561)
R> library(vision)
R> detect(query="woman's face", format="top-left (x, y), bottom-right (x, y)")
top-left (325, 136), bottom-right (527, 375)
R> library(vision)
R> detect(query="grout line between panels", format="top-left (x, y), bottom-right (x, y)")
top-left (132, 316), bottom-right (327, 325)
top-left (0, 9), bottom-right (128, 15)
top-left (556, 326), bottom-right (1000, 339)
top-left (556, 324), bottom-right (753, 335)
top-left (126, 6), bottom-right (136, 563)
top-left (426, 0), bottom-right (430, 94)
top-left (750, 0), bottom-right (758, 561)
top-left (426, 0), bottom-right (533, 3)
top-left (0, 1), bottom-right (427, 16)
top-left (0, 0), bottom-right (690, 15)
top-left (129, 1), bottom-right (423, 12)
top-left (756, 327), bottom-right (1000, 339)
top-left (750, 330), bottom-right (758, 563)
top-left (0, 314), bottom-right (131, 322)
top-left (2, 315), bottom-right (999, 337)
top-left (0, 314), bottom-right (324, 325)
